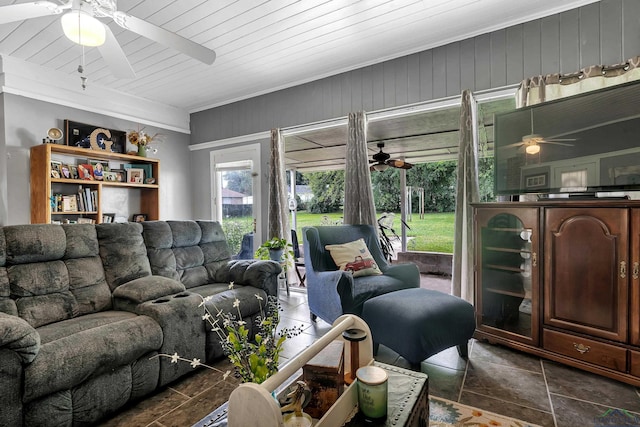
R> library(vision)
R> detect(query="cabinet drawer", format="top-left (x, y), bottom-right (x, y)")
top-left (543, 329), bottom-right (627, 372)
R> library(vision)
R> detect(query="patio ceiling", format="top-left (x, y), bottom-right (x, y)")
top-left (283, 97), bottom-right (516, 171)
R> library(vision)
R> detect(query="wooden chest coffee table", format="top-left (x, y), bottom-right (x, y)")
top-left (194, 362), bottom-right (428, 427)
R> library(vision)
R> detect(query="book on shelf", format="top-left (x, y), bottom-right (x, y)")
top-left (62, 195), bottom-right (77, 212)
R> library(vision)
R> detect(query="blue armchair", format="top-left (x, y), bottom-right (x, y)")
top-left (303, 224), bottom-right (420, 324)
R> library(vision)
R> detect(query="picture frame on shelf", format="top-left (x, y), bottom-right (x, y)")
top-left (64, 120), bottom-right (126, 154)
top-left (132, 214), bottom-right (147, 222)
top-left (109, 169), bottom-right (126, 182)
top-left (126, 168), bottom-right (144, 184)
top-left (69, 165), bottom-right (79, 180)
top-left (60, 164), bottom-right (71, 179)
top-left (77, 218), bottom-right (95, 224)
top-left (50, 160), bottom-right (62, 178)
top-left (102, 171), bottom-right (118, 182)
top-left (89, 160), bottom-right (108, 181)
top-left (78, 164), bottom-right (95, 180)
top-left (102, 213), bottom-right (115, 223)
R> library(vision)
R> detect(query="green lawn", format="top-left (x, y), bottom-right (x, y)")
top-left (292, 211), bottom-right (455, 253)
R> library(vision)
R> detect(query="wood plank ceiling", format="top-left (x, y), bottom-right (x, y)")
top-left (0, 0), bottom-right (599, 112)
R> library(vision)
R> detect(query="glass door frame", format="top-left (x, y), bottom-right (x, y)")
top-left (209, 143), bottom-right (262, 252)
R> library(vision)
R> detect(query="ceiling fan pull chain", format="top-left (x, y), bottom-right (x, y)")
top-left (77, 44), bottom-right (87, 90)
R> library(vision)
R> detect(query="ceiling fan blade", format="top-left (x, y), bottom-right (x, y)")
top-left (542, 141), bottom-right (574, 146)
top-left (0, 1), bottom-right (63, 25)
top-left (112, 11), bottom-right (216, 65)
top-left (97, 25), bottom-right (135, 79)
top-left (388, 159), bottom-right (414, 169)
top-left (502, 142), bottom-right (524, 149)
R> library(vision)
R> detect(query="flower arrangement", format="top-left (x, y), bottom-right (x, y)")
top-left (127, 127), bottom-right (161, 147)
top-left (154, 282), bottom-right (302, 384)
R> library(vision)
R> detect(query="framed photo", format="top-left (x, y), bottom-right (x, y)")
top-left (102, 213), bottom-right (115, 223)
top-left (524, 172), bottom-right (547, 189)
top-left (126, 168), bottom-right (144, 184)
top-left (102, 171), bottom-right (118, 182)
top-left (78, 164), bottom-right (95, 180)
top-left (60, 164), bottom-right (71, 179)
top-left (109, 169), bottom-right (126, 182)
top-left (69, 165), bottom-right (79, 180)
top-left (77, 218), bottom-right (95, 224)
top-left (132, 214), bottom-right (147, 222)
top-left (50, 160), bottom-right (62, 178)
top-left (64, 120), bottom-right (126, 154)
top-left (89, 160), bottom-right (108, 181)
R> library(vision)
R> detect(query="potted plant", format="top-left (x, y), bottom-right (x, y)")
top-left (255, 237), bottom-right (294, 264)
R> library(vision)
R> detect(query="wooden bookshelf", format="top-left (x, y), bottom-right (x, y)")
top-left (30, 144), bottom-right (160, 224)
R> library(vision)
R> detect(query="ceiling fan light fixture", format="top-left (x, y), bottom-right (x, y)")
top-left (525, 143), bottom-right (541, 155)
top-left (372, 163), bottom-right (389, 172)
top-left (61, 11), bottom-right (106, 47)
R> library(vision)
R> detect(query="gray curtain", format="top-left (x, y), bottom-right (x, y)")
top-left (268, 129), bottom-right (291, 247)
top-left (516, 55), bottom-right (640, 107)
top-left (344, 111), bottom-right (377, 227)
top-left (452, 90), bottom-right (479, 302)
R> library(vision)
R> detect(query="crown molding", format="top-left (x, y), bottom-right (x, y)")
top-left (0, 55), bottom-right (190, 134)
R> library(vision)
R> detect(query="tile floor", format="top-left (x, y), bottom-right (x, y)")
top-left (98, 274), bottom-right (640, 427)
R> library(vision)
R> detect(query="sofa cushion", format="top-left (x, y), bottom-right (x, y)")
top-left (9, 261), bottom-right (78, 328)
top-left (4, 225), bottom-right (66, 264)
top-left (24, 311), bottom-right (162, 402)
top-left (113, 276), bottom-right (186, 303)
top-left (63, 223), bottom-right (112, 316)
top-left (96, 223), bottom-right (152, 290)
top-left (2, 224), bottom-right (112, 325)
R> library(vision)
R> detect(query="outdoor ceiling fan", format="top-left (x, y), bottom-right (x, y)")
top-left (0, 0), bottom-right (216, 81)
top-left (369, 143), bottom-right (414, 171)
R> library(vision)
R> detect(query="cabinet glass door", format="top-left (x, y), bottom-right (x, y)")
top-left (477, 208), bottom-right (538, 344)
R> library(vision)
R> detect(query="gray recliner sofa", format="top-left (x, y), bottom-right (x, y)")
top-left (0, 220), bottom-right (280, 426)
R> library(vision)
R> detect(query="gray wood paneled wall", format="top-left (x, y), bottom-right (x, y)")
top-left (190, 0), bottom-right (640, 144)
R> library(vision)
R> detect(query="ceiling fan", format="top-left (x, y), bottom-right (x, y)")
top-left (0, 0), bottom-right (216, 80)
top-left (503, 134), bottom-right (575, 155)
top-left (502, 110), bottom-right (575, 154)
top-left (370, 143), bottom-right (414, 171)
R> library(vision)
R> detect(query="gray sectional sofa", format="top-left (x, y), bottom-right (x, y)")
top-left (0, 220), bottom-right (280, 426)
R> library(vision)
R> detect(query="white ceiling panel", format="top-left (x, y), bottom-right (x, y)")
top-left (0, 0), bottom-right (598, 112)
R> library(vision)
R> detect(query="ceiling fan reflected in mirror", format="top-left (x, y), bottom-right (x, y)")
top-left (0, 0), bottom-right (216, 80)
top-left (369, 143), bottom-right (414, 172)
top-left (504, 134), bottom-right (575, 155)
top-left (502, 110), bottom-right (575, 155)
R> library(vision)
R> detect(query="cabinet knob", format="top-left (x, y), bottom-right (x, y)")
top-left (633, 262), bottom-right (639, 280)
top-left (620, 261), bottom-right (627, 279)
top-left (573, 343), bottom-right (591, 354)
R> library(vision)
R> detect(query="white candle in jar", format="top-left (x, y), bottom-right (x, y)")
top-left (356, 366), bottom-right (388, 419)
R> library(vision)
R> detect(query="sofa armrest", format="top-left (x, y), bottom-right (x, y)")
top-left (383, 263), bottom-right (421, 288)
top-left (214, 259), bottom-right (281, 297)
top-left (0, 312), bottom-right (40, 364)
top-left (113, 275), bottom-right (186, 304)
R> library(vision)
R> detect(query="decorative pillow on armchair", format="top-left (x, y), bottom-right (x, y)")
top-left (325, 238), bottom-right (382, 277)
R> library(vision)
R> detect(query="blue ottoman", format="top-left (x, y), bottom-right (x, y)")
top-left (361, 288), bottom-right (476, 367)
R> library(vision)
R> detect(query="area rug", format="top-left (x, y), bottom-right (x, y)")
top-left (429, 396), bottom-right (542, 427)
